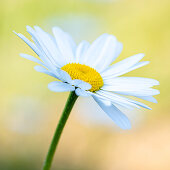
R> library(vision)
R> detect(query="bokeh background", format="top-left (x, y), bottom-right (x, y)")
top-left (0, 0), bottom-right (169, 169)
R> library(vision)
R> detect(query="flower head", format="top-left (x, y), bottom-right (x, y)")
top-left (15, 26), bottom-right (159, 129)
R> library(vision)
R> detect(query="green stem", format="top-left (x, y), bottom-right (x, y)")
top-left (43, 91), bottom-right (78, 170)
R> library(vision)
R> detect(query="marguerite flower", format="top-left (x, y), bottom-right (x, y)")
top-left (14, 26), bottom-right (159, 130)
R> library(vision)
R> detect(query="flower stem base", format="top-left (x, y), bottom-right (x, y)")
top-left (43, 91), bottom-right (78, 170)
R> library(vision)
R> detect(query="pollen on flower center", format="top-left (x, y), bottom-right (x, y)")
top-left (61, 63), bottom-right (104, 92)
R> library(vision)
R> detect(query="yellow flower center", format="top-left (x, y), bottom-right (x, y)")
top-left (61, 63), bottom-right (104, 92)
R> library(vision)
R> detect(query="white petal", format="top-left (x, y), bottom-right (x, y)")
top-left (33, 26), bottom-right (66, 67)
top-left (83, 34), bottom-right (108, 64)
top-left (75, 40), bottom-right (90, 63)
top-left (93, 96), bottom-right (131, 130)
top-left (114, 42), bottom-right (123, 59)
top-left (56, 68), bottom-right (72, 83)
top-left (101, 53), bottom-right (145, 78)
top-left (96, 92), bottom-right (134, 110)
top-left (135, 96), bottom-right (158, 103)
top-left (52, 27), bottom-right (76, 63)
top-left (65, 32), bottom-right (77, 52)
top-left (14, 31), bottom-right (41, 57)
top-left (25, 27), bottom-right (59, 72)
top-left (34, 65), bottom-right (59, 79)
top-left (70, 79), bottom-right (91, 90)
top-left (102, 84), bottom-right (155, 91)
top-left (90, 35), bottom-right (117, 69)
top-left (114, 103), bottom-right (134, 110)
top-left (104, 77), bottom-right (159, 86)
top-left (95, 90), bottom-right (140, 109)
top-left (20, 53), bottom-right (47, 67)
top-left (114, 89), bottom-right (160, 96)
top-left (26, 26), bottom-right (59, 68)
top-left (102, 61), bottom-right (150, 79)
top-left (75, 88), bottom-right (91, 97)
top-left (112, 61), bottom-right (150, 77)
top-left (127, 98), bottom-right (152, 110)
top-left (97, 90), bottom-right (152, 110)
top-left (84, 34), bottom-right (118, 71)
top-left (93, 92), bottom-right (133, 110)
top-left (102, 77), bottom-right (159, 91)
top-left (48, 81), bottom-right (75, 92)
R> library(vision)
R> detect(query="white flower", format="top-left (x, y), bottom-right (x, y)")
top-left (14, 26), bottom-right (159, 130)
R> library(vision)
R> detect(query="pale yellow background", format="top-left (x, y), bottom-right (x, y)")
top-left (0, 0), bottom-right (169, 169)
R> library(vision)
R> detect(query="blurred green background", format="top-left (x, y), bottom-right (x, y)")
top-left (0, 0), bottom-right (169, 169)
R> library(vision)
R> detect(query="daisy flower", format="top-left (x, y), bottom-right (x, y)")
top-left (14, 26), bottom-right (159, 130)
